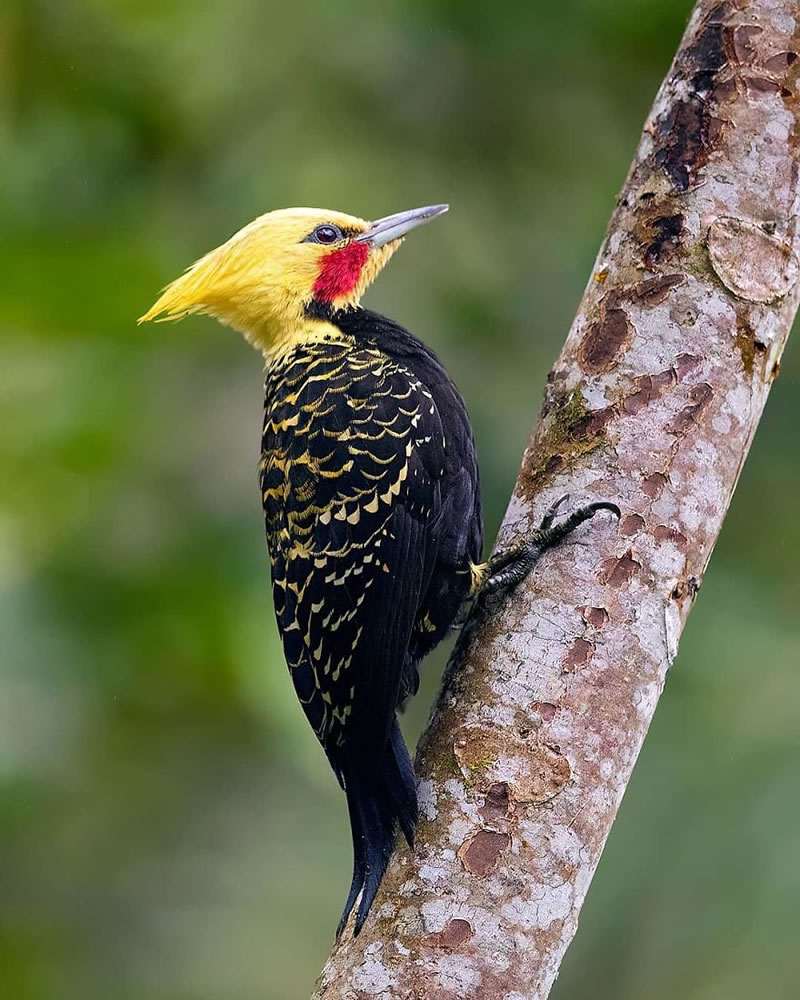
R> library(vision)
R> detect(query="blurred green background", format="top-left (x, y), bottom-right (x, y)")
top-left (1, 1), bottom-right (798, 997)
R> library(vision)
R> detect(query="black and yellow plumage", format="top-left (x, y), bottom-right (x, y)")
top-left (261, 308), bottom-right (483, 930)
top-left (139, 203), bottom-right (617, 937)
top-left (261, 317), bottom-right (481, 745)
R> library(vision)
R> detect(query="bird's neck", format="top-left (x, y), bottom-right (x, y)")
top-left (260, 311), bottom-right (355, 366)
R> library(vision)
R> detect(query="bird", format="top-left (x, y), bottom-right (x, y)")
top-left (139, 203), bottom-right (618, 937)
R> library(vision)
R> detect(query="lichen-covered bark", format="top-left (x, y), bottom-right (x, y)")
top-left (313, 3), bottom-right (800, 997)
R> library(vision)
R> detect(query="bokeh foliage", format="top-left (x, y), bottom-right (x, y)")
top-left (1, 1), bottom-right (798, 997)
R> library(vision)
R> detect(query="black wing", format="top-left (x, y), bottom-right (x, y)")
top-left (330, 307), bottom-right (484, 677)
top-left (260, 339), bottom-right (445, 762)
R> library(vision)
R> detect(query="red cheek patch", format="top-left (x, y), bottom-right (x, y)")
top-left (313, 241), bottom-right (369, 302)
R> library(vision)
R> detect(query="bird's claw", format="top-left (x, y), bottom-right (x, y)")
top-left (537, 493), bottom-right (571, 533)
top-left (478, 496), bottom-right (620, 598)
top-left (531, 496), bottom-right (620, 551)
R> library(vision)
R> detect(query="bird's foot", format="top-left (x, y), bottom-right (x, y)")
top-left (475, 494), bottom-right (620, 599)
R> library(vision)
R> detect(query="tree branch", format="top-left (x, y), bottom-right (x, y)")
top-left (313, 2), bottom-right (800, 996)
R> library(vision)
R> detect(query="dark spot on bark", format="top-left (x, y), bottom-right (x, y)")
top-left (684, 3), bottom-right (729, 90)
top-left (764, 51), bottom-right (798, 74)
top-left (653, 524), bottom-right (689, 551)
top-left (620, 513), bottom-right (645, 537)
top-left (578, 304), bottom-right (634, 374)
top-left (530, 700), bottom-right (559, 721)
top-left (725, 23), bottom-right (762, 66)
top-left (642, 214), bottom-right (685, 268)
top-left (675, 353), bottom-right (702, 380)
top-left (712, 68), bottom-right (742, 95)
top-left (582, 606), bottom-right (609, 628)
top-left (652, 5), bottom-right (731, 191)
top-left (672, 575), bottom-right (702, 601)
top-left (666, 383), bottom-right (714, 435)
top-left (771, 360), bottom-right (782, 380)
top-left (653, 102), bottom-right (726, 191)
top-left (621, 369), bottom-right (677, 415)
top-left (563, 637), bottom-right (595, 673)
top-left (424, 918), bottom-right (474, 951)
top-left (632, 273), bottom-right (686, 305)
top-left (735, 320), bottom-right (757, 375)
top-left (642, 472), bottom-right (668, 499)
top-left (481, 782), bottom-right (513, 826)
top-left (571, 405), bottom-right (615, 438)
top-left (599, 549), bottom-right (642, 587)
top-left (458, 830), bottom-right (511, 877)
top-left (441, 918), bottom-right (473, 948)
top-left (744, 75), bottom-right (781, 94)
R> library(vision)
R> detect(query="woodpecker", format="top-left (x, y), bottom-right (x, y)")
top-left (139, 204), bottom-right (618, 937)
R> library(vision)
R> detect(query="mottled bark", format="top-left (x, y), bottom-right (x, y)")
top-left (313, 2), bottom-right (800, 997)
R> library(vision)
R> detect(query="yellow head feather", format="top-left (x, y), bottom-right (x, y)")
top-left (137, 207), bottom-right (399, 356)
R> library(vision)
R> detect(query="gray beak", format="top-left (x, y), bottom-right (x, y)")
top-left (356, 204), bottom-right (449, 248)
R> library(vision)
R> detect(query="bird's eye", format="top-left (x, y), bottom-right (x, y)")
top-left (310, 224), bottom-right (343, 245)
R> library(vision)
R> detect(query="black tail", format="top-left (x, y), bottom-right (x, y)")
top-left (336, 718), bottom-right (418, 938)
